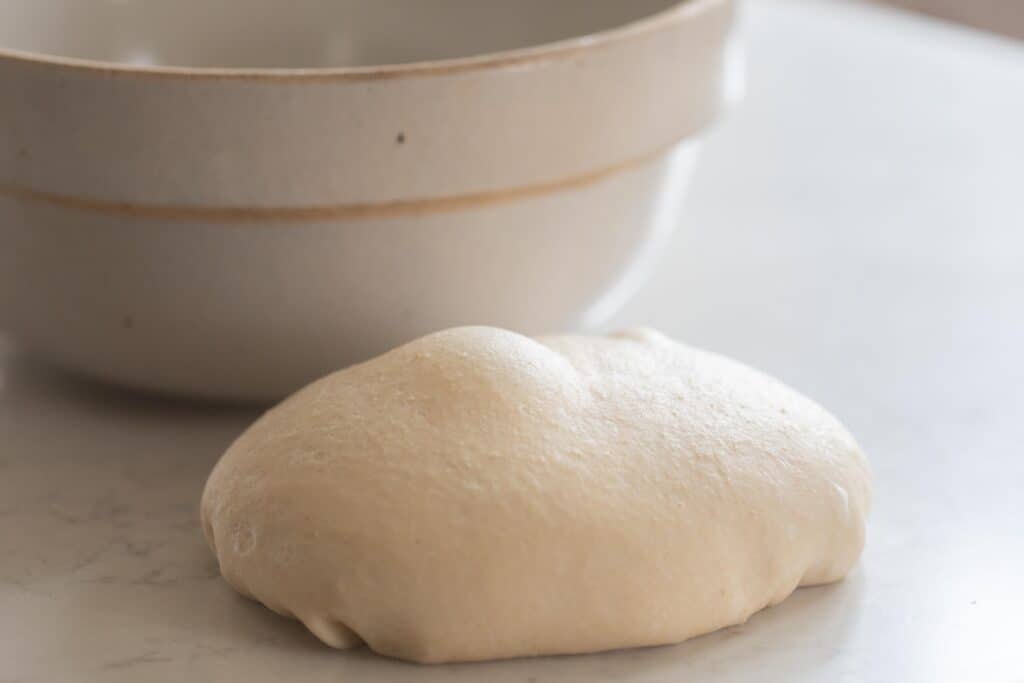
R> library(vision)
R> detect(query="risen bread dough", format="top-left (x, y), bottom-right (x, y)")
top-left (201, 327), bottom-right (870, 663)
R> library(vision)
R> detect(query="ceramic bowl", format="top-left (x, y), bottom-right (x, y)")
top-left (0, 0), bottom-right (738, 401)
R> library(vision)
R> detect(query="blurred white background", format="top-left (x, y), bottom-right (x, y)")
top-left (870, 0), bottom-right (1024, 39)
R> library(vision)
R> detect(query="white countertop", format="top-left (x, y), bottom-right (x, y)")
top-left (3, 2), bottom-right (1023, 681)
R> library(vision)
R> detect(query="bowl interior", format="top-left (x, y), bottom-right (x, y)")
top-left (0, 0), bottom-right (683, 69)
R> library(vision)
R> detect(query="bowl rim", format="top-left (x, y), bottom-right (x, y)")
top-left (0, 0), bottom-right (722, 81)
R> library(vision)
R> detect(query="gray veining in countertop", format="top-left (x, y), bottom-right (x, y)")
top-left (2, 1), bottom-right (1023, 681)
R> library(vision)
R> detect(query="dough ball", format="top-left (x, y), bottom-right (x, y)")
top-left (201, 327), bottom-right (870, 663)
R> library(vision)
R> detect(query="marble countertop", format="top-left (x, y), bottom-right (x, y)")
top-left (3, 2), bottom-right (1023, 681)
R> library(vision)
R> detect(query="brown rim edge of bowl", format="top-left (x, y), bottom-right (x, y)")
top-left (0, 138), bottom-right (696, 223)
top-left (0, 0), bottom-right (728, 81)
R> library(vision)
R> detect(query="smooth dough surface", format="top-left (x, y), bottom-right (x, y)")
top-left (201, 327), bottom-right (871, 663)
